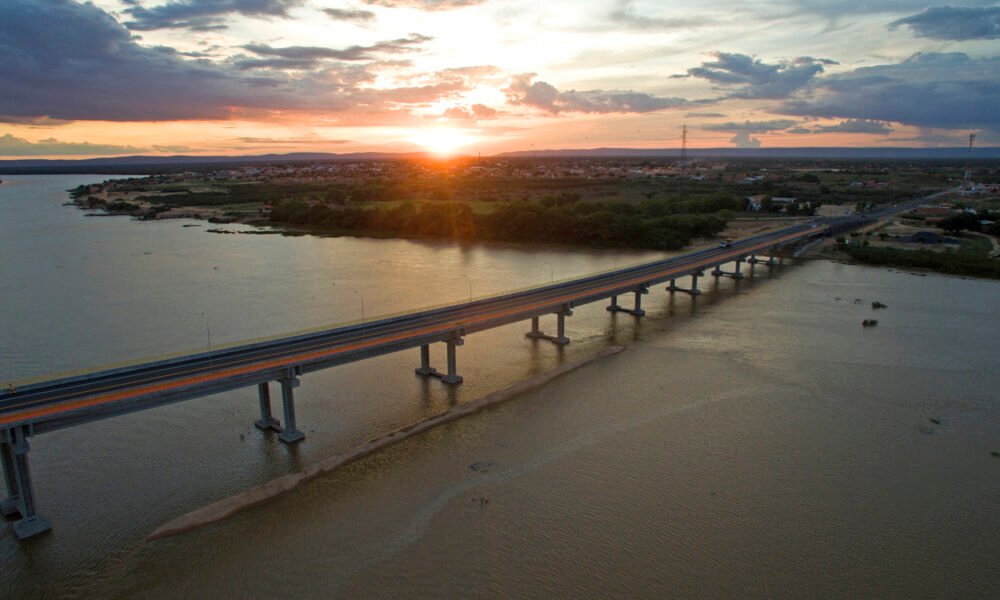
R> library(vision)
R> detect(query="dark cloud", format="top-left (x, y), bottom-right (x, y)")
top-left (323, 8), bottom-right (376, 21)
top-left (238, 34), bottom-right (431, 69)
top-left (684, 52), bottom-right (835, 99)
top-left (814, 119), bottom-right (893, 134)
top-left (0, 1), bottom-right (446, 121)
top-left (701, 119), bottom-right (799, 133)
top-left (792, 1), bottom-right (997, 18)
top-left (685, 112), bottom-right (726, 118)
top-left (787, 127), bottom-right (812, 134)
top-left (889, 6), bottom-right (1000, 40)
top-left (361, 0), bottom-right (484, 10)
top-left (124, 0), bottom-right (304, 31)
top-left (505, 74), bottom-right (688, 114)
top-left (782, 53), bottom-right (1000, 130)
top-left (609, 0), bottom-right (699, 30)
top-left (0, 133), bottom-right (146, 156)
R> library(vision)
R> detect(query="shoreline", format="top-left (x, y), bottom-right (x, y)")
top-left (147, 345), bottom-right (627, 542)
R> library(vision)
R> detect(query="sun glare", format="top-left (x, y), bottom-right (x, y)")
top-left (411, 128), bottom-right (476, 156)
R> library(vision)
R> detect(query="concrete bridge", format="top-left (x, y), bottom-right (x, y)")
top-left (1, 220), bottom-right (837, 539)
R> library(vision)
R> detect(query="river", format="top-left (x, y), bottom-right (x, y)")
top-left (1, 175), bottom-right (999, 598)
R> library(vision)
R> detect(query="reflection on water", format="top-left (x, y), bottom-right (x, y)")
top-left (3, 176), bottom-right (999, 598)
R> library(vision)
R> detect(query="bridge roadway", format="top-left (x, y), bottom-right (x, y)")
top-left (1, 219), bottom-right (832, 539)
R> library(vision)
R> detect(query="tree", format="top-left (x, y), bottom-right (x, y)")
top-left (938, 212), bottom-right (980, 234)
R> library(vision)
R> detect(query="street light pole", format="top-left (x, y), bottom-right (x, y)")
top-left (353, 289), bottom-right (365, 322)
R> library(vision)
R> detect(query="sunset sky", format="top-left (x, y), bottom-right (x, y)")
top-left (1, 0), bottom-right (998, 158)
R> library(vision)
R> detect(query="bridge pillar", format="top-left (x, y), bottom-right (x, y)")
top-left (414, 344), bottom-right (438, 376)
top-left (254, 382), bottom-right (281, 432)
top-left (667, 272), bottom-right (702, 296)
top-left (442, 336), bottom-right (464, 385)
top-left (608, 287), bottom-right (647, 316)
top-left (526, 307), bottom-right (572, 344)
top-left (1, 426), bottom-right (51, 539)
top-left (712, 259), bottom-right (745, 280)
top-left (554, 306), bottom-right (572, 345)
top-left (526, 316), bottom-right (544, 340)
top-left (278, 372), bottom-right (305, 444)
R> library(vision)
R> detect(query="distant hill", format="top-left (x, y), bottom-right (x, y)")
top-left (1, 147), bottom-right (997, 174)
top-left (498, 147), bottom-right (1000, 159)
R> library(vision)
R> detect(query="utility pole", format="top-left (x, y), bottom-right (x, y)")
top-left (680, 123), bottom-right (688, 165)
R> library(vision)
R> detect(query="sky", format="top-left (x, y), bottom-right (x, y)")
top-left (1, 0), bottom-right (999, 158)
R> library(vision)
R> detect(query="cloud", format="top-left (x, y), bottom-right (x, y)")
top-left (787, 128), bottom-right (812, 134)
top-left (505, 74), bottom-right (688, 114)
top-left (889, 6), bottom-right (1000, 40)
top-left (124, 0), bottom-right (305, 31)
top-left (361, 0), bottom-right (484, 9)
top-left (782, 52), bottom-right (1000, 130)
top-left (0, 115), bottom-right (74, 126)
top-left (441, 103), bottom-right (498, 120)
top-left (685, 112), bottom-right (726, 118)
top-left (0, 133), bottom-right (146, 156)
top-left (814, 119), bottom-right (893, 134)
top-left (238, 34), bottom-right (431, 69)
top-left (729, 131), bottom-right (761, 148)
top-left (0, 1), bottom-right (455, 122)
top-left (684, 52), bottom-right (835, 99)
top-left (702, 119), bottom-right (799, 132)
top-left (609, 0), bottom-right (699, 30)
top-left (791, 1), bottom-right (997, 18)
top-left (323, 7), bottom-right (376, 21)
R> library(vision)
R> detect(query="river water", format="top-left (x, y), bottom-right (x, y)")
top-left (1, 175), bottom-right (999, 598)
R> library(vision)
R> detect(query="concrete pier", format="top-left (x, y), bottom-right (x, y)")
top-left (277, 372), bottom-right (304, 444)
top-left (667, 271), bottom-right (703, 296)
top-left (0, 426), bottom-right (51, 539)
top-left (415, 337), bottom-right (464, 384)
top-left (607, 286), bottom-right (648, 316)
top-left (254, 382), bottom-right (282, 432)
top-left (525, 307), bottom-right (573, 345)
top-left (711, 258), bottom-right (745, 280)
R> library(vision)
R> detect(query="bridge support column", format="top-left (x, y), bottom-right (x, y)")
top-left (442, 336), bottom-right (464, 385)
top-left (1, 427), bottom-right (51, 539)
top-left (415, 336), bottom-right (464, 383)
top-left (712, 259), bottom-right (745, 280)
top-left (525, 307), bottom-right (572, 344)
top-left (254, 382), bottom-right (281, 432)
top-left (414, 344), bottom-right (438, 376)
top-left (667, 272), bottom-right (702, 296)
top-left (554, 306), bottom-right (572, 345)
top-left (526, 316), bottom-right (544, 340)
top-left (608, 287), bottom-right (648, 316)
top-left (278, 372), bottom-right (305, 444)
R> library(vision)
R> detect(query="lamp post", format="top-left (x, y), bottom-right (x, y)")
top-left (353, 289), bottom-right (365, 323)
top-left (460, 274), bottom-right (472, 303)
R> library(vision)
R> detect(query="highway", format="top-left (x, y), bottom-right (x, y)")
top-left (0, 221), bottom-right (826, 435)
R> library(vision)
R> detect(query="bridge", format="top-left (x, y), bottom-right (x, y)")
top-left (1, 219), bottom-right (842, 539)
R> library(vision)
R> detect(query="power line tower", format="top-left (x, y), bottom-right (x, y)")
top-left (680, 123), bottom-right (688, 165)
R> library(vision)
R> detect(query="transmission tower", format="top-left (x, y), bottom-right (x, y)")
top-left (680, 123), bottom-right (687, 165)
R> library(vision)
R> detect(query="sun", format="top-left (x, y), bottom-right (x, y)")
top-left (411, 128), bottom-right (476, 156)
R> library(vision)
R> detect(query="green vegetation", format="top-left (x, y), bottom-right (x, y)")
top-left (268, 197), bottom-right (730, 250)
top-left (842, 245), bottom-right (1000, 279)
